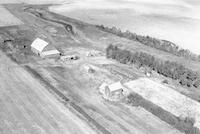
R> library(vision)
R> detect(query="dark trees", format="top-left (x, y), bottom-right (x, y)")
top-left (106, 44), bottom-right (200, 88)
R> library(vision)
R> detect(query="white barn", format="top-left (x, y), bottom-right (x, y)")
top-left (31, 38), bottom-right (60, 58)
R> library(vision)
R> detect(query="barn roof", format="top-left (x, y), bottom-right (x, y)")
top-left (31, 38), bottom-right (48, 52)
top-left (41, 50), bottom-right (60, 56)
top-left (108, 82), bottom-right (123, 92)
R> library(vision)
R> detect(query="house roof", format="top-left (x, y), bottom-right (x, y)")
top-left (108, 82), bottom-right (123, 92)
top-left (31, 38), bottom-right (49, 52)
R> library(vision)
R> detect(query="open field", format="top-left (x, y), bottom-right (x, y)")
top-left (125, 78), bottom-right (200, 129)
top-left (0, 51), bottom-right (97, 134)
top-left (0, 4), bottom-right (185, 134)
top-left (0, 5), bottom-right (22, 27)
top-left (49, 0), bottom-right (200, 54)
top-left (0, 0), bottom-right (65, 4)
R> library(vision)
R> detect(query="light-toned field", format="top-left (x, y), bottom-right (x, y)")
top-left (0, 5), bottom-right (22, 27)
top-left (0, 51), bottom-right (97, 134)
top-left (49, 0), bottom-right (200, 54)
top-left (0, 0), bottom-right (65, 4)
top-left (125, 78), bottom-right (200, 129)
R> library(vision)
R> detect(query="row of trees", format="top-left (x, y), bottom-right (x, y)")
top-left (97, 25), bottom-right (200, 61)
top-left (106, 44), bottom-right (200, 88)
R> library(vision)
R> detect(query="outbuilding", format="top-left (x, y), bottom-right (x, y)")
top-left (106, 82), bottom-right (124, 97)
top-left (31, 38), bottom-right (60, 58)
top-left (99, 82), bottom-right (124, 99)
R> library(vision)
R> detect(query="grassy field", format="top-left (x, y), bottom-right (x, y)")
top-left (49, 0), bottom-right (200, 54)
top-left (0, 5), bottom-right (22, 27)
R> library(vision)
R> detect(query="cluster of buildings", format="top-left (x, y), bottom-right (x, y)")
top-left (31, 38), bottom-right (126, 101)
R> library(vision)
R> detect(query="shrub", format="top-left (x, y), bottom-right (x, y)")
top-left (162, 79), bottom-right (169, 84)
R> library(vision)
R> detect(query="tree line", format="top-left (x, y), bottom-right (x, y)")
top-left (106, 44), bottom-right (200, 88)
top-left (97, 25), bottom-right (200, 61)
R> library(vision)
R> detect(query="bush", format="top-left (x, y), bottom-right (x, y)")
top-left (162, 79), bottom-right (169, 84)
top-left (194, 79), bottom-right (200, 88)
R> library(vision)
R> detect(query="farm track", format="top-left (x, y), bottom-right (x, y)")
top-left (103, 64), bottom-right (138, 81)
top-left (24, 7), bottom-right (74, 34)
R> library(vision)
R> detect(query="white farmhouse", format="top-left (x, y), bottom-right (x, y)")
top-left (31, 38), bottom-right (60, 58)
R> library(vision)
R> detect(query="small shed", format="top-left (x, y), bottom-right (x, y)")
top-left (106, 82), bottom-right (124, 97)
top-left (99, 82), bottom-right (124, 98)
top-left (31, 38), bottom-right (60, 58)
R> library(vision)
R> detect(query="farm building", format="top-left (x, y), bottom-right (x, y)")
top-left (99, 82), bottom-right (125, 100)
top-left (31, 38), bottom-right (60, 58)
top-left (83, 64), bottom-right (95, 73)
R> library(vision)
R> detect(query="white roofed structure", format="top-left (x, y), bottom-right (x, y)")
top-left (31, 38), bottom-right (48, 53)
top-left (40, 50), bottom-right (60, 58)
top-left (99, 82), bottom-right (124, 99)
top-left (31, 38), bottom-right (60, 58)
top-left (108, 82), bottom-right (124, 92)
